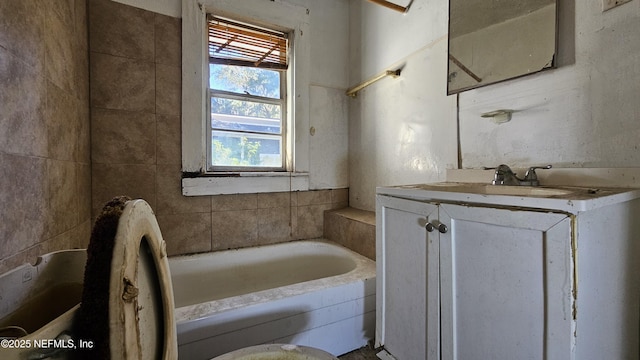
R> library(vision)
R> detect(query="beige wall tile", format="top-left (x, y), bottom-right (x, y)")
top-left (88, 0), bottom-right (155, 60)
top-left (347, 221), bottom-right (376, 260)
top-left (77, 95), bottom-right (91, 164)
top-left (45, 6), bottom-right (76, 92)
top-left (92, 164), bottom-right (157, 218)
top-left (156, 114), bottom-right (181, 165)
top-left (297, 204), bottom-right (332, 239)
top-left (91, 108), bottom-right (156, 164)
top-left (324, 207), bottom-right (375, 260)
top-left (331, 188), bottom-right (349, 205)
top-left (0, 0), bottom-right (90, 265)
top-left (0, 154), bottom-right (47, 256)
top-left (156, 164), bottom-right (211, 215)
top-left (45, 227), bottom-right (74, 255)
top-left (211, 209), bottom-right (258, 250)
top-left (74, 46), bottom-right (90, 102)
top-left (0, 47), bottom-right (47, 157)
top-left (211, 194), bottom-right (258, 211)
top-left (74, 0), bottom-right (89, 51)
top-left (324, 210), bottom-right (348, 243)
top-left (258, 207), bottom-right (295, 243)
top-left (62, 220), bottom-right (90, 251)
top-left (0, 0), bottom-right (45, 72)
top-left (77, 163), bottom-right (92, 224)
top-left (157, 212), bottom-right (212, 256)
top-left (74, 220), bottom-right (93, 250)
top-left (90, 53), bottom-right (155, 112)
top-left (258, 192), bottom-right (295, 208)
top-left (45, 81), bottom-right (82, 161)
top-left (156, 63), bottom-right (181, 116)
top-left (48, 0), bottom-right (74, 29)
top-left (155, 14), bottom-right (181, 67)
top-left (297, 190), bottom-right (331, 206)
top-left (44, 160), bottom-right (78, 238)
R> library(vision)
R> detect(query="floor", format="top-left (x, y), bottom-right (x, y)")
top-left (338, 344), bottom-right (379, 360)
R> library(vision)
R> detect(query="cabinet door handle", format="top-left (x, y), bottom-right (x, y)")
top-left (426, 222), bottom-right (448, 234)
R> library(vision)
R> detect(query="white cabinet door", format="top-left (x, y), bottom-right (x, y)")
top-left (376, 195), bottom-right (439, 360)
top-left (438, 204), bottom-right (574, 360)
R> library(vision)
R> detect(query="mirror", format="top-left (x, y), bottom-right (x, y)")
top-left (447, 0), bottom-right (557, 94)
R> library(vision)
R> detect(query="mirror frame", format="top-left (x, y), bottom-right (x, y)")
top-left (447, 0), bottom-right (559, 95)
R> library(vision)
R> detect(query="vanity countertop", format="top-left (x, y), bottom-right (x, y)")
top-left (377, 182), bottom-right (640, 213)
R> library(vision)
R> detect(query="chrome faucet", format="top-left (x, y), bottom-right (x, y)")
top-left (488, 164), bottom-right (552, 186)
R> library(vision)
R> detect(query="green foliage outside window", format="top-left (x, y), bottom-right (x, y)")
top-left (212, 137), bottom-right (262, 166)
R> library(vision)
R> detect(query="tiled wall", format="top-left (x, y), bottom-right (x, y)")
top-left (0, 0), bottom-right (92, 274)
top-left (88, 0), bottom-right (348, 256)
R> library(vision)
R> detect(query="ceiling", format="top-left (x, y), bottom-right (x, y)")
top-left (449, 0), bottom-right (555, 37)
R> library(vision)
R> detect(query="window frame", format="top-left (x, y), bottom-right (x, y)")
top-left (181, 0), bottom-right (310, 196)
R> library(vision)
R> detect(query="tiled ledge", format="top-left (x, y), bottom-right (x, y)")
top-left (324, 207), bottom-right (375, 261)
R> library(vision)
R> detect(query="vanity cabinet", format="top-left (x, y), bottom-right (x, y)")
top-left (375, 187), bottom-right (640, 360)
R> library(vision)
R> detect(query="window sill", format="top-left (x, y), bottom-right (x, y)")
top-left (182, 172), bottom-right (310, 196)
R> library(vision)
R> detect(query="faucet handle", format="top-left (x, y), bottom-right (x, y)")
top-left (524, 165), bottom-right (552, 179)
top-left (487, 164), bottom-right (518, 176)
top-left (487, 164), bottom-right (518, 185)
top-left (523, 165), bottom-right (552, 185)
top-left (483, 164), bottom-right (514, 173)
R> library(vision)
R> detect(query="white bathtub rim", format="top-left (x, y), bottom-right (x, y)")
top-left (174, 267), bottom-right (375, 324)
top-left (176, 281), bottom-right (375, 344)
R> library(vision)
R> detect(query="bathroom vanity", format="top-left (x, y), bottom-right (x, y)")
top-left (375, 182), bottom-right (640, 360)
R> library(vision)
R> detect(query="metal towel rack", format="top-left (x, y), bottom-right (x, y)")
top-left (346, 69), bottom-right (402, 97)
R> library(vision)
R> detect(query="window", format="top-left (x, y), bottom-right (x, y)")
top-left (207, 17), bottom-right (288, 171)
top-left (181, 0), bottom-right (310, 195)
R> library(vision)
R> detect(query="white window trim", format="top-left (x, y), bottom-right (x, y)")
top-left (181, 0), bottom-right (310, 195)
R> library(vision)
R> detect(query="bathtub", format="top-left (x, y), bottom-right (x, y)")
top-left (169, 240), bottom-right (376, 359)
top-left (0, 240), bottom-right (375, 360)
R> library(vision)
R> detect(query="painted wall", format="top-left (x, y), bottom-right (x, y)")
top-left (0, 0), bottom-right (92, 273)
top-left (459, 1), bottom-right (640, 169)
top-left (349, 0), bottom-right (640, 211)
top-left (348, 0), bottom-right (458, 210)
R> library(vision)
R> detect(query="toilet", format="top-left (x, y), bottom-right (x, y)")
top-left (73, 196), bottom-right (178, 359)
top-left (0, 198), bottom-right (337, 360)
top-left (211, 344), bottom-right (340, 360)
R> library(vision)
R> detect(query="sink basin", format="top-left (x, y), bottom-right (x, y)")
top-left (400, 183), bottom-right (576, 197)
top-left (446, 183), bottom-right (571, 196)
top-left (478, 185), bottom-right (573, 196)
